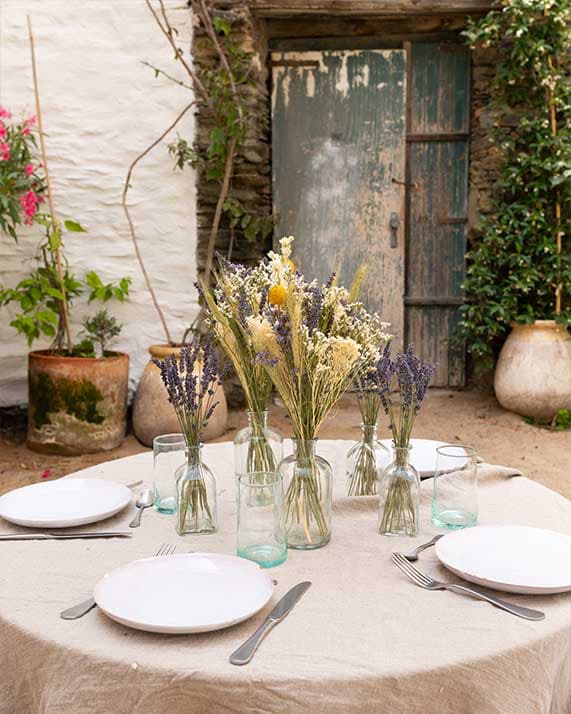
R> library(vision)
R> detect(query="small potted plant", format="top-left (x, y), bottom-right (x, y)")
top-left (0, 105), bottom-right (131, 455)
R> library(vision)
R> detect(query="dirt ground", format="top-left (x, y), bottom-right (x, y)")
top-left (1, 389), bottom-right (569, 500)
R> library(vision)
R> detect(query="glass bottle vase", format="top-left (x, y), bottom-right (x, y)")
top-left (278, 438), bottom-right (332, 550)
top-left (175, 444), bottom-right (217, 535)
top-left (234, 410), bottom-right (283, 479)
top-left (346, 423), bottom-right (390, 496)
top-left (378, 445), bottom-right (420, 536)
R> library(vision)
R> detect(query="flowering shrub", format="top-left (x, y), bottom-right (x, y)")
top-left (0, 108), bottom-right (46, 239)
top-left (460, 0), bottom-right (571, 367)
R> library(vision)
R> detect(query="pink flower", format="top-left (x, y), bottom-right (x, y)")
top-left (0, 107), bottom-right (11, 119)
top-left (0, 124), bottom-right (5, 139)
top-left (25, 163), bottom-right (34, 176)
top-left (25, 115), bottom-right (36, 126)
top-left (0, 142), bottom-right (10, 161)
top-left (22, 127), bottom-right (30, 136)
top-left (41, 468), bottom-right (53, 479)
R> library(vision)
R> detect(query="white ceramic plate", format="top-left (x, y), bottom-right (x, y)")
top-left (94, 553), bottom-right (275, 634)
top-left (435, 525), bottom-right (571, 594)
top-left (380, 438), bottom-right (466, 478)
top-left (0, 478), bottom-right (132, 528)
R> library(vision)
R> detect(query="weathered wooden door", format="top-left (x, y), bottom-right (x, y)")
top-left (406, 43), bottom-right (471, 386)
top-left (271, 50), bottom-right (407, 349)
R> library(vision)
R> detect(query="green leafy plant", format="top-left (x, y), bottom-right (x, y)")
top-left (460, 0), bottom-right (571, 368)
top-left (0, 107), bottom-right (46, 240)
top-left (551, 408), bottom-right (571, 431)
top-left (80, 308), bottom-right (122, 358)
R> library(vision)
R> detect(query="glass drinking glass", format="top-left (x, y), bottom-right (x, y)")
top-left (432, 444), bottom-right (478, 529)
top-left (237, 471), bottom-right (287, 568)
top-left (153, 433), bottom-right (186, 513)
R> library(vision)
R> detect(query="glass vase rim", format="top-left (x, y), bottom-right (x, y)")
top-left (390, 442), bottom-right (413, 451)
top-left (246, 409), bottom-right (269, 417)
top-left (238, 471), bottom-right (283, 488)
top-left (436, 443), bottom-right (477, 458)
top-left (291, 436), bottom-right (319, 444)
top-left (153, 432), bottom-right (186, 447)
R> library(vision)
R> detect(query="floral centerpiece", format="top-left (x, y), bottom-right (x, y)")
top-left (248, 237), bottom-right (390, 548)
top-left (376, 344), bottom-right (436, 536)
top-left (153, 341), bottom-right (224, 535)
top-left (201, 256), bottom-right (283, 479)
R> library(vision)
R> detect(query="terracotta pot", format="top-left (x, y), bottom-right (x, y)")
top-left (132, 344), bottom-right (228, 447)
top-left (494, 320), bottom-right (571, 421)
top-left (27, 350), bottom-right (129, 455)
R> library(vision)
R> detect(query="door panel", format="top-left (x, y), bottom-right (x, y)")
top-left (405, 43), bottom-right (470, 386)
top-left (271, 50), bottom-right (407, 349)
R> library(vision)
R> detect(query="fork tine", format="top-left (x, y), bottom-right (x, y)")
top-left (398, 556), bottom-right (434, 586)
top-left (167, 544), bottom-right (176, 556)
top-left (154, 543), bottom-right (166, 557)
top-left (392, 553), bottom-right (432, 588)
top-left (392, 553), bottom-right (426, 586)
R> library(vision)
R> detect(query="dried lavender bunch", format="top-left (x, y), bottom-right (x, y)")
top-left (376, 344), bottom-right (436, 536)
top-left (153, 341), bottom-right (223, 446)
top-left (377, 343), bottom-right (435, 448)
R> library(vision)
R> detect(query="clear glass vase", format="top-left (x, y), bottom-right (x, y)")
top-left (175, 444), bottom-right (217, 535)
top-left (278, 438), bottom-right (332, 550)
top-left (378, 445), bottom-right (420, 536)
top-left (234, 411), bottom-right (283, 478)
top-left (346, 423), bottom-right (390, 496)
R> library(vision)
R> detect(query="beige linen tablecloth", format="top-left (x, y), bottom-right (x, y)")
top-left (1, 440), bottom-right (570, 714)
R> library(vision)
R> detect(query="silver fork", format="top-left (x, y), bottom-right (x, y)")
top-left (391, 553), bottom-right (545, 621)
top-left (60, 543), bottom-right (176, 620)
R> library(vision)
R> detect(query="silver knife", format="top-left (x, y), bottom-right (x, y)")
top-left (0, 531), bottom-right (132, 541)
top-left (229, 581), bottom-right (311, 666)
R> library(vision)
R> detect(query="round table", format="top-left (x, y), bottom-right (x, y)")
top-left (1, 440), bottom-right (570, 714)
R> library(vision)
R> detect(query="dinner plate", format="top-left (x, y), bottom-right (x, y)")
top-left (0, 478), bottom-right (132, 528)
top-left (435, 525), bottom-right (571, 594)
top-left (94, 553), bottom-right (275, 634)
top-left (380, 438), bottom-right (465, 478)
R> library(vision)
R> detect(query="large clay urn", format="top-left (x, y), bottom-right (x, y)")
top-left (494, 320), bottom-right (571, 421)
top-left (132, 344), bottom-right (228, 447)
top-left (28, 350), bottom-right (129, 455)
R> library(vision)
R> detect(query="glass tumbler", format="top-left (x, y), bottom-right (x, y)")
top-left (153, 433), bottom-right (186, 514)
top-left (432, 445), bottom-right (478, 529)
top-left (237, 472), bottom-right (287, 568)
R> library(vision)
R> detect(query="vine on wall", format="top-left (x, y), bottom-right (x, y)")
top-left (460, 0), bottom-right (571, 367)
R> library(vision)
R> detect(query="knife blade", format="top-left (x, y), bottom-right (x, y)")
top-left (0, 531), bottom-right (133, 541)
top-left (229, 581), bottom-right (311, 666)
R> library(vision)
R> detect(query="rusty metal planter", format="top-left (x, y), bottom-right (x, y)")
top-left (27, 350), bottom-right (129, 455)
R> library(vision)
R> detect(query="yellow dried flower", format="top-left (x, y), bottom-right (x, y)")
top-left (268, 284), bottom-right (287, 306)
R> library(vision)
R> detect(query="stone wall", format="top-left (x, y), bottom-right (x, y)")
top-left (468, 47), bottom-right (503, 235)
top-left (191, 0), bottom-right (272, 278)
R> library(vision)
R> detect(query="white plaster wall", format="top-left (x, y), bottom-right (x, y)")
top-left (0, 0), bottom-right (198, 406)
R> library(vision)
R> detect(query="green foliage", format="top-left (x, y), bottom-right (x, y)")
top-left (460, 0), bottom-right (571, 364)
top-left (85, 271), bottom-right (131, 303)
top-left (0, 112), bottom-right (47, 241)
top-left (80, 308), bottom-right (122, 357)
top-left (165, 14), bottom-right (272, 244)
top-left (30, 371), bottom-right (104, 428)
top-left (552, 408), bottom-right (571, 430)
top-left (0, 215), bottom-right (131, 349)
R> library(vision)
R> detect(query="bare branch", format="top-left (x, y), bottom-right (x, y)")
top-left (122, 101), bottom-right (196, 346)
top-left (203, 135), bottom-right (237, 289)
top-left (141, 61), bottom-right (193, 91)
top-left (145, 0), bottom-right (214, 111)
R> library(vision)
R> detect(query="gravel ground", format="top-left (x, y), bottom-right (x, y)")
top-left (1, 389), bottom-right (569, 499)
